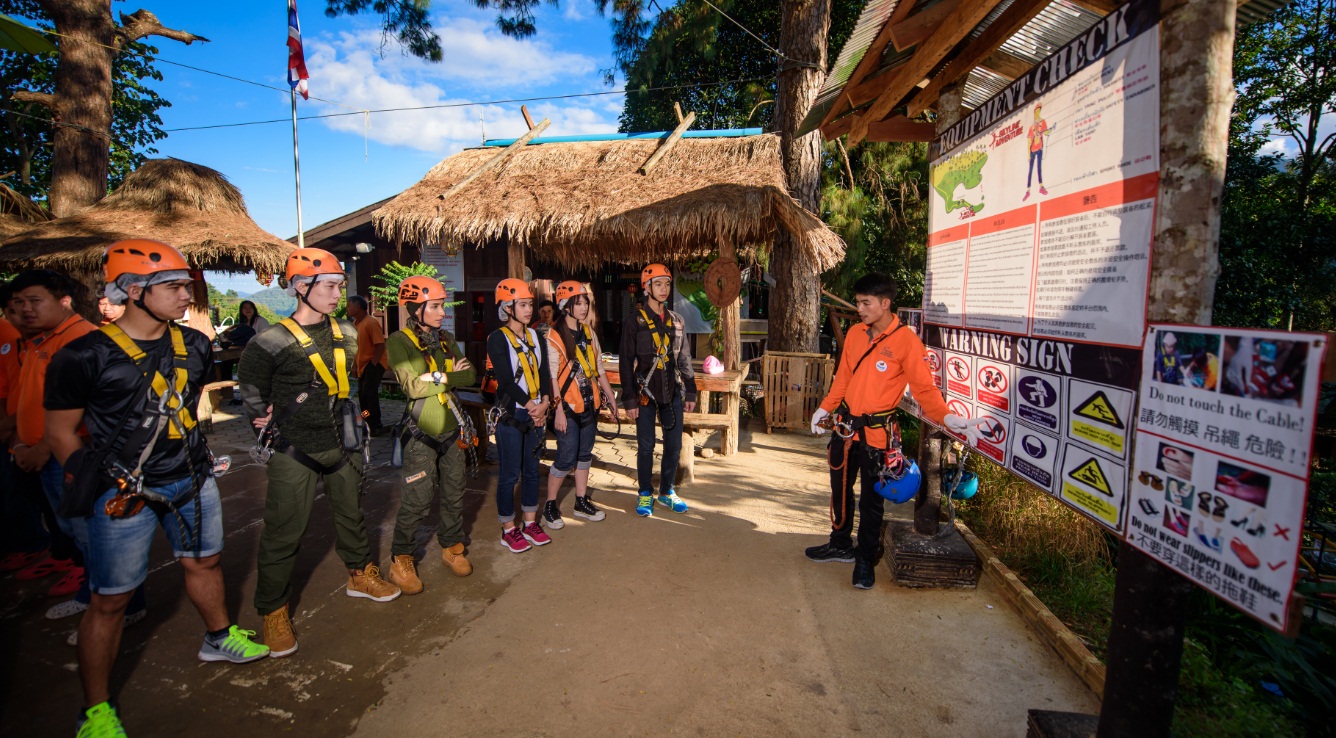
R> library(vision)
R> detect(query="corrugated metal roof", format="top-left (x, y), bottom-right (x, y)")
top-left (802, 0), bottom-right (1294, 138)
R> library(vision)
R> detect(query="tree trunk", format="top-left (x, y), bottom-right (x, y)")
top-left (44, 0), bottom-right (117, 217)
top-left (770, 0), bottom-right (830, 353)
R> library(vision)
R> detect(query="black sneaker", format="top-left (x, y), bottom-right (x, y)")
top-left (573, 495), bottom-right (605, 522)
top-left (543, 501), bottom-right (565, 530)
top-left (852, 558), bottom-right (875, 590)
top-left (805, 542), bottom-right (856, 563)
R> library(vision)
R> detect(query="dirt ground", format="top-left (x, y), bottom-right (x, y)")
top-left (0, 405), bottom-right (1097, 737)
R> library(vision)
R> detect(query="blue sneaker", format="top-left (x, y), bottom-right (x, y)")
top-left (635, 494), bottom-right (654, 517)
top-left (657, 491), bottom-right (688, 514)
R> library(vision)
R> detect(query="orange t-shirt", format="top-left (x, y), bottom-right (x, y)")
top-left (16, 313), bottom-right (96, 446)
top-left (1028, 120), bottom-right (1048, 152)
top-left (0, 317), bottom-right (19, 405)
top-left (820, 315), bottom-right (949, 448)
top-left (354, 316), bottom-right (389, 375)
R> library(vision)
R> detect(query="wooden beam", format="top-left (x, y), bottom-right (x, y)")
top-left (816, 0), bottom-right (914, 131)
top-left (889, 0), bottom-right (962, 51)
top-left (825, 114), bottom-right (936, 142)
top-left (438, 118), bottom-right (550, 201)
top-left (1068, 0), bottom-right (1120, 13)
top-left (639, 111), bottom-right (696, 175)
top-left (673, 101), bottom-right (684, 124)
top-left (506, 237), bottom-right (525, 281)
top-left (847, 0), bottom-right (1009, 145)
top-left (520, 104), bottom-right (534, 130)
top-left (906, 0), bottom-right (1053, 117)
top-left (980, 49), bottom-right (1034, 80)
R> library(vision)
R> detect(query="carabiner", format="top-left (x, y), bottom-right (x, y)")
top-left (833, 421), bottom-right (855, 439)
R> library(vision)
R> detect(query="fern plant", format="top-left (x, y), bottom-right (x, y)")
top-left (369, 261), bottom-right (463, 312)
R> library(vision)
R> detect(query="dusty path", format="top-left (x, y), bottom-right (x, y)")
top-left (0, 409), bottom-right (1095, 737)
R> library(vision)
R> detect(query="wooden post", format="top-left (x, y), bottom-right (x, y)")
top-left (506, 237), bottom-right (526, 281)
top-left (914, 81), bottom-right (964, 537)
top-left (1097, 0), bottom-right (1235, 735)
top-left (640, 111), bottom-right (696, 175)
top-left (673, 101), bottom-right (684, 124)
top-left (520, 104), bottom-right (535, 130)
top-left (719, 242), bottom-right (742, 372)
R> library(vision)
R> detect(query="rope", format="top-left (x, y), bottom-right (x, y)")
top-left (699, 0), bottom-right (822, 71)
top-left (828, 434), bottom-right (852, 529)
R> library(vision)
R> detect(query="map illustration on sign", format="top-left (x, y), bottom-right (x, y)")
top-left (932, 149), bottom-right (988, 218)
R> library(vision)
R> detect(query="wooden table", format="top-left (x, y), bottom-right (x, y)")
top-left (603, 362), bottom-right (745, 457)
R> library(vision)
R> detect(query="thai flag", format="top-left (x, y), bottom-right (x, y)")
top-left (287, 0), bottom-right (309, 100)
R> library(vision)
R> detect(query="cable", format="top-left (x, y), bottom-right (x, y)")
top-left (698, 0), bottom-right (820, 71)
top-left (161, 76), bottom-right (772, 133)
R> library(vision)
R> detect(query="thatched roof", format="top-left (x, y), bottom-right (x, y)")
top-left (0, 158), bottom-right (293, 277)
top-left (373, 133), bottom-right (846, 271)
top-left (0, 182), bottom-right (51, 239)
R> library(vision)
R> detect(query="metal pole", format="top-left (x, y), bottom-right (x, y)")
top-left (291, 88), bottom-right (305, 248)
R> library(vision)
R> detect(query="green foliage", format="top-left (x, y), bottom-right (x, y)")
top-left (206, 282), bottom-right (282, 326)
top-left (0, 5), bottom-right (170, 200)
top-left (245, 287), bottom-right (297, 319)
top-left (368, 260), bottom-right (463, 314)
top-left (1173, 636), bottom-right (1305, 737)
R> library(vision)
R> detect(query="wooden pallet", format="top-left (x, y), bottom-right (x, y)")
top-left (884, 519), bottom-right (980, 589)
top-left (761, 351), bottom-right (834, 433)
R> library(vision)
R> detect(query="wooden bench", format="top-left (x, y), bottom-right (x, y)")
top-left (197, 380), bottom-right (239, 433)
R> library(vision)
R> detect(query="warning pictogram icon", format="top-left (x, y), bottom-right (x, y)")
top-left (1074, 391), bottom-right (1125, 429)
top-left (1068, 457), bottom-right (1113, 496)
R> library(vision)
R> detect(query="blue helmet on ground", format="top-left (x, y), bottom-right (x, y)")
top-left (943, 469), bottom-right (979, 500)
top-left (874, 460), bottom-right (921, 503)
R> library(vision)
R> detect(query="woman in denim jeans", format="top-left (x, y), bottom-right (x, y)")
top-left (486, 279), bottom-right (552, 553)
top-left (542, 281), bottom-right (617, 529)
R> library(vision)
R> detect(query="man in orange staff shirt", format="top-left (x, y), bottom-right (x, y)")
top-left (807, 273), bottom-right (985, 590)
top-left (0, 281), bottom-right (51, 571)
top-left (347, 295), bottom-right (388, 435)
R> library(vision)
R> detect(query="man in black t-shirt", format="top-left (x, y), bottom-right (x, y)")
top-left (46, 240), bottom-right (268, 738)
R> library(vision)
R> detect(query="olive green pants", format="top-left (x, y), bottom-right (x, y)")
top-left (391, 436), bottom-right (466, 557)
top-left (254, 448), bottom-right (368, 616)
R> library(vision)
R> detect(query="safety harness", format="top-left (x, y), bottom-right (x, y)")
top-left (556, 324), bottom-right (600, 420)
top-left (98, 322), bottom-right (206, 552)
top-left (392, 328), bottom-right (479, 473)
top-left (635, 308), bottom-right (674, 406)
top-left (485, 325), bottom-right (547, 457)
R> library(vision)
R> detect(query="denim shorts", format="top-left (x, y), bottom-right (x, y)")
top-left (87, 475), bottom-right (224, 595)
top-left (551, 413), bottom-right (597, 477)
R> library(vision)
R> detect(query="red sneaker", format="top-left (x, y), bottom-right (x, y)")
top-left (17, 556), bottom-right (74, 581)
top-left (0, 550), bottom-right (49, 572)
top-left (47, 567), bottom-right (86, 597)
top-left (500, 526), bottom-right (532, 554)
top-left (521, 522), bottom-right (552, 547)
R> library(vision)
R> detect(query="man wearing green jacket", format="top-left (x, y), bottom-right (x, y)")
top-left (386, 276), bottom-right (478, 594)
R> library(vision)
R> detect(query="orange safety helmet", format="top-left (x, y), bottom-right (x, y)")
top-left (554, 280), bottom-right (589, 306)
top-left (285, 247), bottom-right (344, 282)
top-left (641, 263), bottom-right (671, 288)
top-left (495, 278), bottom-right (534, 303)
top-left (398, 275), bottom-right (447, 306)
top-left (103, 239), bottom-right (190, 283)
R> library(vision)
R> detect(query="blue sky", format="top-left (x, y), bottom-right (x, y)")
top-left (140, 1), bottom-right (626, 294)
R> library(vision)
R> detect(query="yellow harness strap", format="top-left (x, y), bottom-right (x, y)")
top-left (640, 308), bottom-right (673, 371)
top-left (100, 323), bottom-right (196, 439)
top-left (279, 317), bottom-right (350, 398)
top-left (573, 325), bottom-right (599, 380)
top-left (501, 326), bottom-right (541, 401)
top-left (402, 329), bottom-right (455, 406)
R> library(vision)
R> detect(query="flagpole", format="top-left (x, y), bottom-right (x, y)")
top-left (290, 87), bottom-right (305, 248)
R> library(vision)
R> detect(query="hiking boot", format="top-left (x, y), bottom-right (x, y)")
top-left (347, 563), bottom-right (402, 603)
top-left (521, 521), bottom-right (552, 546)
top-left (198, 625), bottom-right (270, 663)
top-left (77, 702), bottom-right (126, 738)
top-left (442, 543), bottom-right (472, 576)
top-left (657, 491), bottom-right (688, 514)
top-left (389, 554), bottom-right (423, 595)
top-left (805, 542), bottom-right (856, 564)
top-left (263, 604), bottom-right (298, 658)
top-left (543, 500), bottom-right (565, 529)
top-left (501, 526), bottom-right (532, 554)
top-left (573, 495), bottom-right (605, 522)
top-left (636, 494), bottom-right (654, 517)
top-left (853, 557), bottom-right (876, 590)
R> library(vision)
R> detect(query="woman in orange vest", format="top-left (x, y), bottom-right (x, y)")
top-left (542, 281), bottom-right (616, 528)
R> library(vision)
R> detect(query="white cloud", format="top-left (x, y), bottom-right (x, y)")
top-left (1258, 138), bottom-right (1290, 158)
top-left (300, 19), bottom-right (621, 153)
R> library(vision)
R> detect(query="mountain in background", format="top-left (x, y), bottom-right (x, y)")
top-left (247, 287), bottom-right (297, 318)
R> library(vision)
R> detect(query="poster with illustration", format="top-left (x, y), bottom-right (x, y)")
top-left (1126, 325), bottom-right (1327, 633)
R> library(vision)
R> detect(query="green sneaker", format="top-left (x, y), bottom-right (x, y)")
top-left (197, 625), bottom-right (270, 663)
top-left (77, 702), bottom-right (126, 738)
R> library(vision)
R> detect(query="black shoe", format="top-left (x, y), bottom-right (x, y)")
top-left (805, 542), bottom-right (856, 563)
top-left (543, 500), bottom-right (565, 530)
top-left (573, 495), bottom-right (605, 521)
top-left (852, 558), bottom-right (875, 590)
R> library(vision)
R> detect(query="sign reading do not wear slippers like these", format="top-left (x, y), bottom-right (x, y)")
top-left (1125, 326), bottom-right (1326, 634)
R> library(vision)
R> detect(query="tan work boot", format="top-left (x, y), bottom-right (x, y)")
top-left (442, 542), bottom-right (473, 577)
top-left (263, 604), bottom-right (298, 658)
top-left (388, 554), bottom-right (423, 595)
top-left (347, 562), bottom-right (402, 602)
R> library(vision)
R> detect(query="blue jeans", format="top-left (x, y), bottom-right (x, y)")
top-left (39, 458), bottom-right (90, 604)
top-left (88, 475), bottom-right (223, 596)
top-left (1027, 149), bottom-right (1044, 188)
top-left (550, 411), bottom-right (597, 478)
top-left (495, 408), bottom-right (542, 524)
top-left (636, 394), bottom-right (683, 496)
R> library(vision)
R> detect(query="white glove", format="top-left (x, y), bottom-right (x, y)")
top-left (810, 408), bottom-right (830, 435)
top-left (944, 413), bottom-right (989, 446)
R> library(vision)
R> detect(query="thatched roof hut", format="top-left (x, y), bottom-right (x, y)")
top-left (373, 133), bottom-right (846, 272)
top-left (0, 158), bottom-right (292, 278)
top-left (0, 182), bottom-right (52, 239)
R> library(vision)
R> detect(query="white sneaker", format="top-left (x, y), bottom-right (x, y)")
top-left (67, 609), bottom-right (148, 646)
top-left (45, 599), bottom-right (88, 620)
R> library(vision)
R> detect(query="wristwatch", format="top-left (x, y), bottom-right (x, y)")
top-left (432, 371), bottom-right (444, 384)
